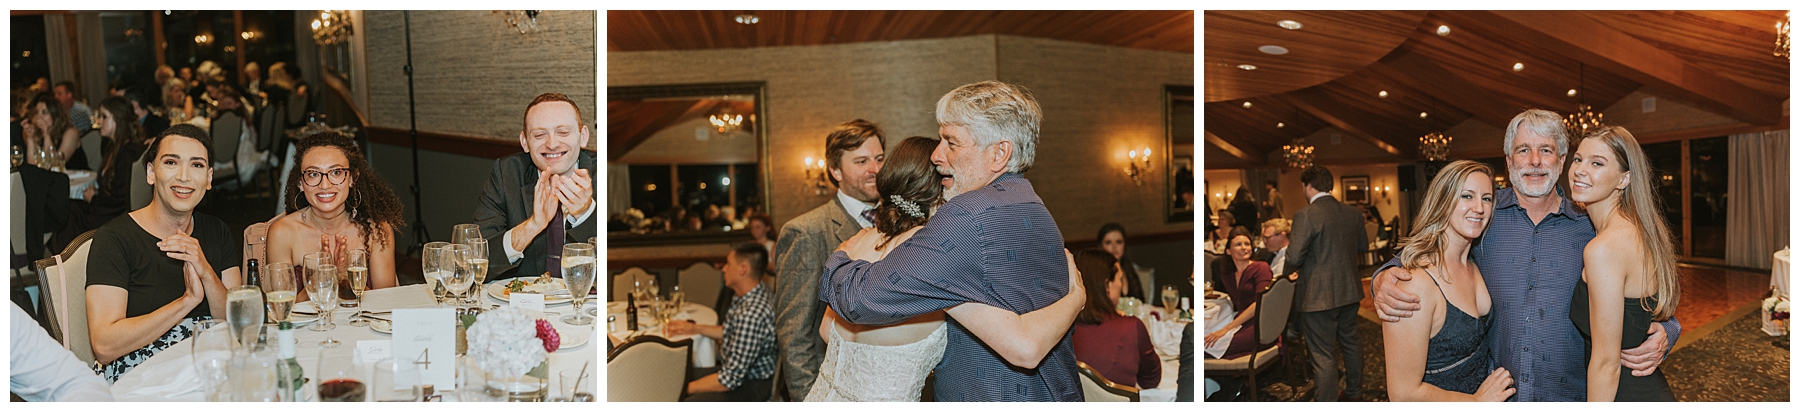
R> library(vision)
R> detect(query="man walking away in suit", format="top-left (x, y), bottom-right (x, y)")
top-left (772, 119), bottom-right (885, 400)
top-left (1285, 165), bottom-right (1370, 401)
top-left (472, 93), bottom-right (598, 282)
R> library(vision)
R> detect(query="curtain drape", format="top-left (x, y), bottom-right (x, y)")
top-left (1726, 130), bottom-right (1788, 270)
top-left (608, 163), bottom-right (631, 216)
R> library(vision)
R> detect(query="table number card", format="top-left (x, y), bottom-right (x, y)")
top-left (391, 308), bottom-right (456, 389)
top-left (511, 293), bottom-right (545, 312)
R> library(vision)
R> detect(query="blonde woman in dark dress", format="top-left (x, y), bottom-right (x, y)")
top-left (1567, 126), bottom-right (1679, 402)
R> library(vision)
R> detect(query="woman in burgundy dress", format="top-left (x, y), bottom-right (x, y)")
top-left (1071, 250), bottom-right (1162, 388)
top-left (1204, 230), bottom-right (1276, 359)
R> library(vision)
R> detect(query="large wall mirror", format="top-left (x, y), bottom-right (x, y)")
top-left (1167, 85), bottom-right (1196, 223)
top-left (607, 82), bottom-right (769, 246)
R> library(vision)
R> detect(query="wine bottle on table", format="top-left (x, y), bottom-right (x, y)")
top-left (276, 321), bottom-right (305, 401)
top-left (626, 290), bottom-right (639, 331)
top-left (245, 259), bottom-right (261, 288)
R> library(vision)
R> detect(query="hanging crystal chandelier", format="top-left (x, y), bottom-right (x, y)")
top-left (1283, 139), bottom-right (1315, 169)
top-left (709, 112), bottom-right (745, 134)
top-left (1420, 132), bottom-right (1453, 161)
top-left (1777, 11), bottom-right (1791, 58)
top-left (1563, 63), bottom-right (1604, 138)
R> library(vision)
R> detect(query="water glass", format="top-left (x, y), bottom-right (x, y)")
top-left (450, 223), bottom-right (483, 246)
top-left (422, 242), bottom-right (451, 307)
top-left (305, 252), bottom-right (341, 347)
top-left (1162, 284), bottom-right (1181, 313)
top-left (226, 285), bottom-right (266, 352)
top-left (558, 368), bottom-right (594, 401)
top-left (561, 243), bottom-right (596, 325)
top-left (444, 244), bottom-right (476, 309)
top-left (670, 285), bottom-right (685, 312)
top-left (228, 329), bottom-right (280, 401)
top-left (347, 250), bottom-right (370, 326)
top-left (263, 263), bottom-right (297, 324)
top-left (192, 320), bottom-right (233, 402)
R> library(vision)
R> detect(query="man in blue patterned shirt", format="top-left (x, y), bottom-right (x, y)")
top-left (1372, 109), bottom-right (1680, 401)
top-left (670, 243), bottom-right (778, 401)
top-left (820, 80), bottom-right (1082, 401)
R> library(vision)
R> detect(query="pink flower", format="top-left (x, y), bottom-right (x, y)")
top-left (536, 319), bottom-right (561, 352)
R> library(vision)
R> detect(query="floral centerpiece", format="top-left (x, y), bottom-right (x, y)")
top-left (1763, 294), bottom-right (1790, 336)
top-left (465, 308), bottom-right (561, 400)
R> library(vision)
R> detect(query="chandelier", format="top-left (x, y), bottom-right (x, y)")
top-left (709, 112), bottom-right (745, 134)
top-left (309, 11), bottom-right (353, 46)
top-left (1778, 11), bottom-right (1791, 58)
top-left (1420, 132), bottom-right (1453, 161)
top-left (1283, 139), bottom-right (1315, 169)
top-left (1563, 63), bottom-right (1604, 138)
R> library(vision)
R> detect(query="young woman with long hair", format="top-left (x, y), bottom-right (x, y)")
top-left (266, 131), bottom-right (407, 295)
top-left (51, 96), bottom-right (146, 252)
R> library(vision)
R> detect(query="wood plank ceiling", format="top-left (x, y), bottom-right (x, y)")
top-left (1204, 10), bottom-right (1790, 168)
top-left (607, 10), bottom-right (1195, 53)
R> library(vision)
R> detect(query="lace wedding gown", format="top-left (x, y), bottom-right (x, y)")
top-left (803, 322), bottom-right (948, 401)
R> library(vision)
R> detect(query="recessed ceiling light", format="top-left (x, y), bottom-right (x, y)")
top-left (1513, 62), bottom-right (1525, 72)
top-left (1258, 45), bottom-right (1289, 55)
top-left (1243, 102), bottom-right (1253, 109)
top-left (1277, 20), bottom-right (1302, 30)
top-left (1238, 64), bottom-right (1257, 70)
top-left (735, 14), bottom-right (759, 25)
top-left (1436, 25), bottom-right (1451, 36)
top-left (1378, 90), bottom-right (1389, 98)
top-left (1568, 89), bottom-right (1578, 97)
top-left (1420, 112), bottom-right (1430, 119)
top-left (1277, 122), bottom-right (1286, 128)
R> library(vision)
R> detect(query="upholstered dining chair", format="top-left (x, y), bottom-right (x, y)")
top-left (1201, 274), bottom-right (1295, 401)
top-left (607, 335), bottom-right (692, 402)
top-left (1077, 361), bottom-right (1140, 402)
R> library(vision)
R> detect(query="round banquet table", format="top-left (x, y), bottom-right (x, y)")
top-left (64, 170), bottom-right (95, 200)
top-left (1203, 293), bottom-right (1234, 336)
top-left (1134, 305), bottom-right (1192, 402)
top-left (604, 301), bottom-right (718, 343)
top-left (108, 283), bottom-right (599, 401)
top-left (1774, 249), bottom-right (1790, 299)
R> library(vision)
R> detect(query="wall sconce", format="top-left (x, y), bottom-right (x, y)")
top-left (1124, 147), bottom-right (1153, 185)
top-left (193, 34), bottom-right (211, 45)
top-left (1374, 183), bottom-right (1394, 203)
top-left (804, 157), bottom-right (831, 196)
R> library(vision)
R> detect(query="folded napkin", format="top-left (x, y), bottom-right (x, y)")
top-left (1145, 317), bottom-right (1185, 360)
top-left (118, 351), bottom-right (201, 399)
top-left (1203, 325), bottom-right (1239, 359)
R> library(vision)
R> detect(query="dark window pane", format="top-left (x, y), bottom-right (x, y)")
top-left (12, 16), bottom-right (50, 88)
top-left (1688, 136), bottom-right (1729, 259)
top-left (101, 12), bottom-right (156, 87)
top-left (1641, 141), bottom-right (1683, 255)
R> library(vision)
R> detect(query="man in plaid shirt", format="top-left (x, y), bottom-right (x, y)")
top-left (669, 243), bottom-right (778, 401)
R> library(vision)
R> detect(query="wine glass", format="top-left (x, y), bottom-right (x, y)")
top-left (306, 252), bottom-right (341, 347)
top-left (192, 319), bottom-right (234, 402)
top-left (1161, 284), bottom-right (1181, 314)
top-left (226, 285), bottom-right (266, 352)
top-left (346, 250), bottom-right (370, 326)
top-left (464, 238), bottom-right (490, 309)
top-left (669, 284), bottom-right (685, 314)
top-left (561, 243), bottom-right (596, 325)
top-left (317, 347), bottom-right (366, 402)
top-left (443, 244), bottom-right (476, 310)
top-left (646, 276), bottom-right (660, 300)
top-left (263, 263), bottom-right (297, 324)
top-left (228, 327), bottom-right (280, 401)
top-left (421, 242), bottom-right (450, 307)
top-left (450, 223), bottom-right (482, 245)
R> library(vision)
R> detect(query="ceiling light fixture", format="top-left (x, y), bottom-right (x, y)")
top-left (1777, 11), bottom-right (1790, 58)
top-left (1258, 45), bottom-right (1289, 55)
top-left (1420, 99), bottom-right (1453, 162)
top-left (736, 14), bottom-right (760, 25)
top-left (1242, 101), bottom-right (1253, 109)
top-left (1238, 64), bottom-right (1258, 70)
top-left (1378, 90), bottom-right (1389, 98)
top-left (1276, 122), bottom-right (1285, 128)
top-left (1419, 112), bottom-right (1429, 119)
top-left (1277, 20), bottom-right (1303, 30)
top-left (1512, 62), bottom-right (1525, 72)
top-left (1564, 62), bottom-right (1605, 137)
top-left (1284, 139), bottom-right (1315, 169)
top-left (1568, 89), bottom-right (1578, 97)
top-left (1436, 25), bottom-right (1451, 36)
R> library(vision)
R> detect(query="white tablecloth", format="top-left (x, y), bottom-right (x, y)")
top-left (1774, 249), bottom-right (1790, 298)
top-left (604, 301), bottom-right (719, 343)
top-left (65, 170), bottom-right (95, 200)
top-left (1203, 295), bottom-right (1234, 336)
top-left (109, 284), bottom-right (599, 401)
top-left (1135, 306), bottom-right (1190, 402)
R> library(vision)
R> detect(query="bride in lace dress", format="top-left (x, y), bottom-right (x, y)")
top-left (804, 137), bottom-right (1086, 401)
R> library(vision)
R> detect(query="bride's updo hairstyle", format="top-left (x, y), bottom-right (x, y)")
top-left (873, 136), bottom-right (944, 250)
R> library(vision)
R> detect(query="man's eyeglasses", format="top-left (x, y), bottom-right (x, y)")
top-left (302, 168), bottom-right (352, 187)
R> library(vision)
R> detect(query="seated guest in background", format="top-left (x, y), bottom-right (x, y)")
top-left (1203, 230), bottom-right (1275, 360)
top-left (474, 93), bottom-right (597, 281)
top-left (1364, 205), bottom-right (1383, 245)
top-left (1258, 218), bottom-right (1293, 277)
top-left (1097, 223), bottom-right (1149, 302)
top-left (267, 131), bottom-right (404, 293)
top-left (1207, 227), bottom-right (1254, 292)
top-left (242, 61), bottom-right (264, 106)
top-left (86, 125), bottom-right (242, 382)
top-left (1228, 186), bottom-right (1260, 233)
top-left (11, 302), bottom-right (113, 401)
top-left (154, 66), bottom-right (175, 90)
top-left (1071, 250), bottom-right (1162, 389)
top-left (667, 243), bottom-right (778, 401)
top-left (160, 78), bottom-right (191, 123)
top-left (1208, 211), bottom-right (1236, 245)
top-left (747, 213), bottom-right (776, 270)
top-left (210, 85), bottom-right (266, 186)
top-left (23, 92), bottom-right (90, 171)
top-left (108, 82), bottom-right (129, 98)
top-left (127, 85), bottom-right (170, 140)
top-left (52, 97), bottom-right (147, 253)
top-left (53, 81), bottom-right (94, 135)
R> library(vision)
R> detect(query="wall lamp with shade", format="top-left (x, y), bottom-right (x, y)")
top-left (803, 157), bottom-right (831, 196)
top-left (1125, 147), bottom-right (1153, 185)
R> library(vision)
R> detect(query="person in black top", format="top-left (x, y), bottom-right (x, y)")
top-left (51, 97), bottom-right (146, 253)
top-left (127, 85), bottom-right (170, 141)
top-left (85, 124), bottom-right (242, 382)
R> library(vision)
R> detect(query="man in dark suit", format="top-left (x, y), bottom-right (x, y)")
top-left (772, 119), bottom-right (884, 400)
top-left (473, 93), bottom-right (597, 281)
top-left (1284, 165), bottom-right (1369, 402)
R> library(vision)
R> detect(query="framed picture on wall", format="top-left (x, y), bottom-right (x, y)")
top-left (1342, 175), bottom-right (1370, 204)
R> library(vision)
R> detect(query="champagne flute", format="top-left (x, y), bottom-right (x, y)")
top-left (422, 242), bottom-right (450, 307)
top-left (226, 285), bottom-right (266, 352)
top-left (347, 250), bottom-right (370, 326)
top-left (669, 285), bottom-right (685, 314)
top-left (263, 263), bottom-right (297, 324)
top-left (450, 223), bottom-right (482, 246)
top-left (561, 243), bottom-right (596, 325)
top-left (465, 238), bottom-right (490, 309)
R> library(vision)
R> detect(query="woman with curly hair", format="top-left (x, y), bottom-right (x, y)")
top-left (799, 136), bottom-right (1087, 401)
top-left (266, 131), bottom-right (406, 296)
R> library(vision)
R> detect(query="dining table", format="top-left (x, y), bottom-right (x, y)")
top-left (1132, 305), bottom-right (1191, 402)
top-left (63, 169), bottom-right (95, 200)
top-left (1774, 249), bottom-right (1790, 299)
top-left (109, 283), bottom-right (599, 401)
top-left (604, 301), bottom-right (720, 368)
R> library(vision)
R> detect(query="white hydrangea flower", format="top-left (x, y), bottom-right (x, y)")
top-left (466, 308), bottom-right (547, 378)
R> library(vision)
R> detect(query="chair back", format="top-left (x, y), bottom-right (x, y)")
top-left (1076, 361), bottom-right (1140, 402)
top-left (129, 158), bottom-right (151, 210)
top-left (80, 129), bottom-right (104, 170)
top-left (254, 104), bottom-right (281, 153)
top-left (243, 215), bottom-right (280, 270)
top-left (676, 260), bottom-right (723, 310)
top-left (285, 92), bottom-right (309, 126)
top-left (11, 172), bottom-right (26, 257)
top-left (34, 229), bottom-right (98, 364)
top-left (607, 335), bottom-right (692, 402)
top-left (612, 267), bottom-right (653, 302)
top-left (1256, 275), bottom-right (1296, 345)
top-left (211, 112), bottom-right (243, 171)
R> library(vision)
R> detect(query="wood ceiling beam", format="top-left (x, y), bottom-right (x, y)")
top-left (1463, 10), bottom-right (1784, 125)
top-left (1369, 49), bottom-right (1521, 128)
top-left (1288, 89), bottom-right (1412, 158)
top-left (1204, 130), bottom-right (1264, 164)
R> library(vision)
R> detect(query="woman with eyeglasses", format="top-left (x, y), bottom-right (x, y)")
top-left (266, 131), bottom-right (406, 297)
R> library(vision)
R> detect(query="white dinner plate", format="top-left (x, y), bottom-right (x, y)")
top-left (485, 277), bottom-right (573, 305)
top-left (553, 321), bottom-right (590, 350)
top-left (370, 319), bottom-right (392, 334)
top-left (276, 301), bottom-right (323, 326)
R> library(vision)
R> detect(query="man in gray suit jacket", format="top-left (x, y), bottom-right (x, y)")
top-left (772, 120), bottom-right (885, 400)
top-left (473, 93), bottom-right (598, 281)
top-left (1284, 165), bottom-right (1369, 402)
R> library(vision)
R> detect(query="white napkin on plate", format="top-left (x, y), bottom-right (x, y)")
top-left (1203, 325), bottom-right (1239, 359)
top-left (119, 352), bottom-right (200, 399)
top-left (1144, 317), bottom-right (1185, 360)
